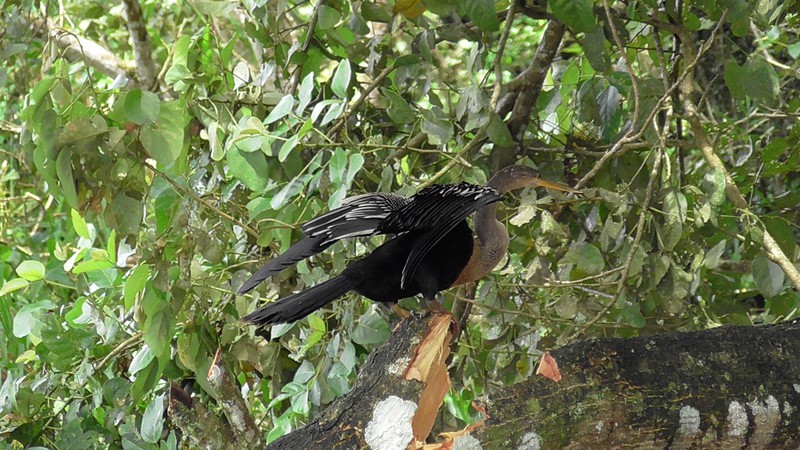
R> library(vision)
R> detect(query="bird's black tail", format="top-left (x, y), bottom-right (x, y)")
top-left (242, 275), bottom-right (357, 326)
top-left (238, 236), bottom-right (331, 294)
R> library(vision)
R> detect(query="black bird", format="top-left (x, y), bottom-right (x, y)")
top-left (239, 165), bottom-right (577, 326)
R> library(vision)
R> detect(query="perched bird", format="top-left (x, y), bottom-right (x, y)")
top-left (240, 165), bottom-right (578, 326)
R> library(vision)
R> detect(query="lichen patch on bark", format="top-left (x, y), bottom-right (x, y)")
top-left (365, 396), bottom-right (417, 450)
top-left (678, 405), bottom-right (700, 435)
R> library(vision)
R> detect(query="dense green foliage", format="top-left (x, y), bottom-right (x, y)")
top-left (1, 0), bottom-right (799, 446)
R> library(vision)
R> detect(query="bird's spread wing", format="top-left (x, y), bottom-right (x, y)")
top-left (239, 193), bottom-right (409, 293)
top-left (302, 192), bottom-right (410, 244)
top-left (379, 183), bottom-right (503, 288)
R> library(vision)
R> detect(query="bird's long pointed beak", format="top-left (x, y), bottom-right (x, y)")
top-left (531, 178), bottom-right (581, 194)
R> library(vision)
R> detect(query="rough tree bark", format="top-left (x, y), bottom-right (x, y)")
top-left (171, 316), bottom-right (800, 449)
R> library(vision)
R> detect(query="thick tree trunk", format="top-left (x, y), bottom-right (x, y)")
top-left (267, 318), bottom-right (800, 449)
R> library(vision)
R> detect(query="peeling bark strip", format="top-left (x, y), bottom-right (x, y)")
top-left (267, 318), bottom-right (800, 449)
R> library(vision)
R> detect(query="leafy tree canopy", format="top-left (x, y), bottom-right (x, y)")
top-left (1, 0), bottom-right (799, 446)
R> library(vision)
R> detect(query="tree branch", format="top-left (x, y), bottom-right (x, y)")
top-left (505, 21), bottom-right (565, 141)
top-left (121, 0), bottom-right (157, 88)
top-left (266, 316), bottom-right (800, 449)
top-left (48, 26), bottom-right (131, 80)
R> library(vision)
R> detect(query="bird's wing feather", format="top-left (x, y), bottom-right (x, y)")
top-left (238, 236), bottom-right (331, 294)
top-left (240, 193), bottom-right (409, 293)
top-left (302, 193), bottom-right (410, 245)
top-left (381, 183), bottom-right (503, 289)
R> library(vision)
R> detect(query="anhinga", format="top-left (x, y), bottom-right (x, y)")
top-left (239, 165), bottom-right (577, 326)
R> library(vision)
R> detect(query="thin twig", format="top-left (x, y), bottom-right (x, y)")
top-left (328, 65), bottom-right (396, 138)
top-left (603, 0), bottom-right (640, 129)
top-left (142, 161), bottom-right (259, 239)
top-left (95, 332), bottom-right (143, 371)
top-left (490, 2), bottom-right (517, 110)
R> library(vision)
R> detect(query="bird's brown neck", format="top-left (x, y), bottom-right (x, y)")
top-left (452, 201), bottom-right (509, 286)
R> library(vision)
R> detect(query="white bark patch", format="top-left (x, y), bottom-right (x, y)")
top-left (453, 434), bottom-right (483, 450)
top-left (727, 400), bottom-right (748, 437)
top-left (784, 401), bottom-right (794, 417)
top-left (387, 355), bottom-right (412, 377)
top-left (518, 431), bottom-right (542, 450)
top-left (794, 383), bottom-right (800, 393)
top-left (748, 395), bottom-right (780, 438)
top-left (364, 396), bottom-right (417, 450)
top-left (678, 405), bottom-right (700, 435)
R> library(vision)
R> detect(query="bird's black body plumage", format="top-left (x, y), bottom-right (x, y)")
top-left (243, 221), bottom-right (474, 327)
top-left (240, 183), bottom-right (501, 326)
top-left (238, 166), bottom-right (577, 327)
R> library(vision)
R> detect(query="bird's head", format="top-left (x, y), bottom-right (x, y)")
top-left (488, 165), bottom-right (580, 195)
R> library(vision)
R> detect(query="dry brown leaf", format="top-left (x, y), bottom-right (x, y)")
top-left (536, 352), bottom-right (562, 382)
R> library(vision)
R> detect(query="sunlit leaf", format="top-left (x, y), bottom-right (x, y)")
top-left (140, 100), bottom-right (186, 166)
top-left (550, 0), bottom-right (595, 33)
top-left (141, 394), bottom-right (165, 443)
top-left (16, 260), bottom-right (46, 281)
top-left (265, 95), bottom-right (295, 124)
top-left (752, 256), bottom-right (785, 298)
top-left (331, 60), bottom-right (351, 98)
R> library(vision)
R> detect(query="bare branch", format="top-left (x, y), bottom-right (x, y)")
top-left (121, 0), bottom-right (157, 88)
top-left (506, 21), bottom-right (565, 141)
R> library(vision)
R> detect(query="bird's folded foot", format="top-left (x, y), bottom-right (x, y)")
top-left (390, 303), bottom-right (411, 320)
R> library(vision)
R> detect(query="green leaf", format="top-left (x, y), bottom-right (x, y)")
top-left (72, 249), bottom-right (115, 274)
top-left (752, 256), bottom-right (784, 298)
top-left (346, 153), bottom-right (364, 185)
top-left (663, 191), bottom-right (688, 224)
top-left (56, 149), bottom-right (78, 208)
top-left (0, 278), bottom-right (29, 297)
top-left (107, 229), bottom-right (117, 263)
top-left (71, 209), bottom-right (91, 240)
top-left (317, 4), bottom-right (341, 29)
top-left (361, 1), bottom-right (392, 22)
top-left (16, 260), bottom-right (46, 281)
top-left (383, 89), bottom-right (415, 125)
top-left (331, 60), bottom-right (351, 98)
top-left (13, 300), bottom-right (56, 338)
top-left (704, 240), bottom-right (726, 269)
top-left (278, 135), bottom-right (299, 162)
top-left (320, 101), bottom-right (345, 126)
top-left (297, 72), bottom-right (315, 113)
top-left (550, 0), bottom-right (595, 33)
top-left (724, 58), bottom-right (779, 107)
top-left (703, 168), bottom-right (726, 206)
top-left (420, 108), bottom-right (453, 145)
top-left (124, 89), bottom-right (161, 125)
top-left (110, 193), bottom-right (144, 236)
top-left (562, 243), bottom-right (605, 275)
top-left (140, 100), bottom-right (186, 166)
top-left (486, 113), bottom-right (513, 147)
top-left (622, 303), bottom-right (645, 328)
top-left (131, 359), bottom-right (162, 404)
top-left (228, 146), bottom-right (269, 192)
top-left (265, 94), bottom-right (295, 124)
top-left (141, 394), bottom-right (165, 444)
top-left (461, 0), bottom-right (500, 32)
top-left (144, 310), bottom-right (175, 355)
top-left (584, 26), bottom-right (611, 72)
top-left (129, 344), bottom-right (156, 376)
top-left (270, 175), bottom-right (309, 210)
top-left (352, 308), bottom-right (390, 346)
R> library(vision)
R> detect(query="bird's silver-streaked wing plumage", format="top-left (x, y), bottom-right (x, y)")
top-left (381, 183), bottom-right (503, 288)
